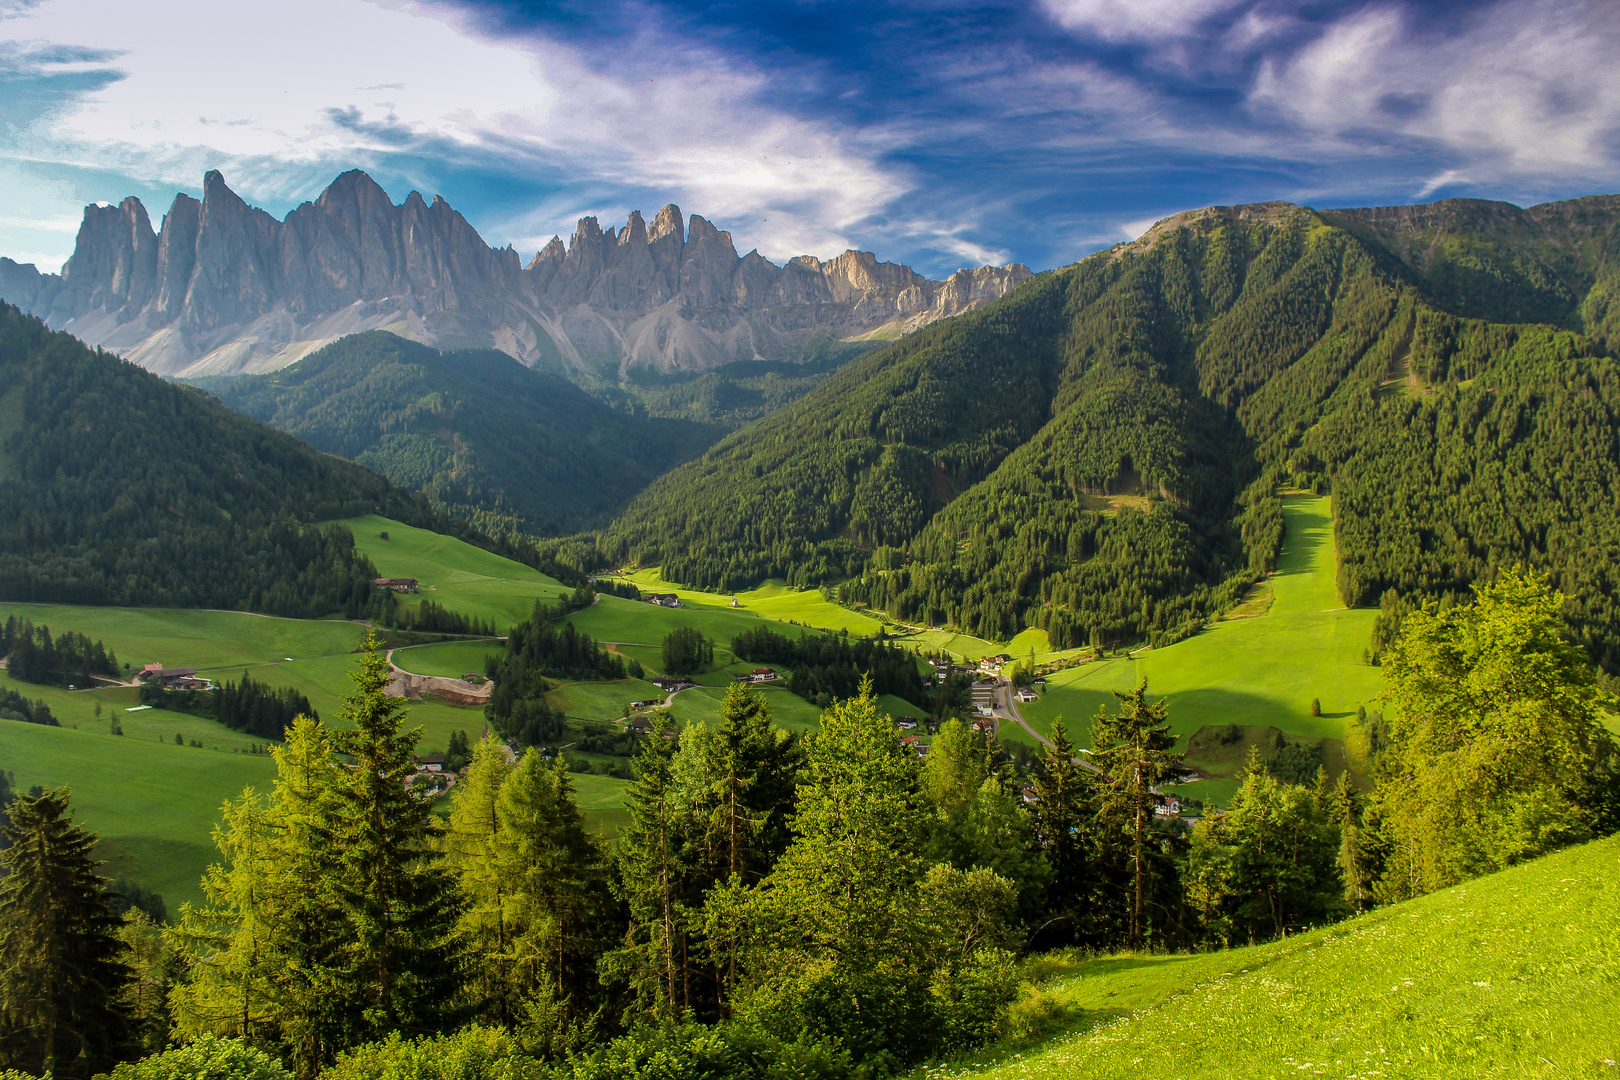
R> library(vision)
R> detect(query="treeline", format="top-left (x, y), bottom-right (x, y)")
top-left (0, 616), bottom-right (119, 686)
top-left (730, 626), bottom-right (929, 705)
top-left (139, 673), bottom-right (317, 740)
top-left (4, 579), bottom-right (1617, 1080)
top-left (381, 598), bottom-right (497, 637)
top-left (485, 603), bottom-right (624, 746)
top-left (0, 685), bottom-right (57, 726)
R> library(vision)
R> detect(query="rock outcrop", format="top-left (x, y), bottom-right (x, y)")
top-left (2, 170), bottom-right (1034, 379)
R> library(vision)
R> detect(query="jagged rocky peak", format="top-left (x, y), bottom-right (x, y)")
top-left (0, 168), bottom-right (1036, 378)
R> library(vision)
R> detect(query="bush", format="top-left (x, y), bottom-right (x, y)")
top-left (568, 1022), bottom-right (846, 1080)
top-left (319, 1027), bottom-right (546, 1080)
top-left (101, 1035), bottom-right (292, 1080)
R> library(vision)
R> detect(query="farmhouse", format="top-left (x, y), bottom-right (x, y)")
top-left (375, 577), bottom-right (420, 593)
top-left (414, 754), bottom-right (446, 773)
top-left (645, 593), bottom-right (682, 608)
top-left (1015, 688), bottom-right (1039, 703)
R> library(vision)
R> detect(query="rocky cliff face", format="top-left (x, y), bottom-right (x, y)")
top-left (0, 170), bottom-right (1033, 379)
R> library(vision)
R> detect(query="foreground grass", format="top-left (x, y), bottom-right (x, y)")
top-left (944, 833), bottom-right (1620, 1080)
top-left (1017, 497), bottom-right (1382, 783)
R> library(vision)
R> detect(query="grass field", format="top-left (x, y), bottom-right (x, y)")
top-left (338, 514), bottom-right (571, 631)
top-left (0, 719), bottom-right (276, 909)
top-left (1016, 496), bottom-right (1382, 783)
top-left (939, 833), bottom-right (1620, 1079)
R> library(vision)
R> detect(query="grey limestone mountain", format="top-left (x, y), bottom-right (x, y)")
top-left (0, 169), bottom-right (1033, 379)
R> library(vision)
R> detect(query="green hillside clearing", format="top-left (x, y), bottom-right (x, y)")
top-left (340, 513), bottom-right (571, 630)
top-left (1015, 497), bottom-right (1382, 787)
top-left (941, 832), bottom-right (1620, 1079)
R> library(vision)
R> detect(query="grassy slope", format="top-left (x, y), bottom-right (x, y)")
top-left (338, 513), bottom-right (570, 630)
top-left (1016, 497), bottom-right (1382, 784)
top-left (0, 719), bottom-right (276, 908)
top-left (942, 834), bottom-right (1620, 1079)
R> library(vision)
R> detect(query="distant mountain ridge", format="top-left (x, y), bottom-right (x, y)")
top-left (214, 331), bottom-right (720, 536)
top-left (0, 170), bottom-right (1032, 380)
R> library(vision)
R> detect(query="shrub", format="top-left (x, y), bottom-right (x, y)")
top-left (101, 1035), bottom-right (292, 1080)
top-left (318, 1027), bottom-right (545, 1080)
top-left (568, 1022), bottom-right (846, 1080)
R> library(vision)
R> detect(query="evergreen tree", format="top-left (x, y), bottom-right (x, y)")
top-left (1090, 682), bottom-right (1182, 947)
top-left (1183, 751), bottom-right (1344, 944)
top-left (444, 736), bottom-right (517, 1026)
top-left (325, 633), bottom-right (467, 1046)
top-left (0, 788), bottom-right (132, 1077)
top-left (675, 684), bottom-right (803, 1016)
top-left (1329, 771), bottom-right (1375, 913)
top-left (495, 751), bottom-right (615, 1036)
top-left (1029, 719), bottom-right (1098, 947)
top-left (607, 713), bottom-right (692, 1021)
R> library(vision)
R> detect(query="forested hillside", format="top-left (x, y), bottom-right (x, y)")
top-left (0, 305), bottom-right (432, 618)
top-left (606, 198), bottom-right (1620, 666)
top-left (214, 332), bottom-right (720, 535)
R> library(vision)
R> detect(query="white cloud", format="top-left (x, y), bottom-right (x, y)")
top-left (1251, 0), bottom-right (1620, 180)
top-left (1041, 0), bottom-right (1246, 42)
top-left (1120, 216), bottom-right (1159, 241)
top-left (1, 0), bottom-right (911, 264)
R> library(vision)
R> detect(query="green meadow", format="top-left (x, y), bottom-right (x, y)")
top-left (0, 718), bottom-right (276, 909)
top-left (1014, 496), bottom-right (1383, 785)
top-left (936, 833), bottom-right (1620, 1079)
top-left (338, 513), bottom-right (572, 630)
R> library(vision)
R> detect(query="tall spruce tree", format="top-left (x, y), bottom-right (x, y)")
top-left (677, 684), bottom-right (802, 1017)
top-left (1029, 718), bottom-right (1098, 947)
top-left (1090, 682), bottom-right (1182, 947)
top-left (608, 712), bottom-right (692, 1021)
top-left (0, 788), bottom-right (132, 1077)
top-left (325, 633), bottom-right (466, 1046)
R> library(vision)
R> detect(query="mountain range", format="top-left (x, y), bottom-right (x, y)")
top-left (603, 194), bottom-right (1620, 671)
top-left (0, 170), bottom-right (1031, 381)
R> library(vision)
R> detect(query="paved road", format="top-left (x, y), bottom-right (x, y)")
top-left (992, 677), bottom-right (1102, 774)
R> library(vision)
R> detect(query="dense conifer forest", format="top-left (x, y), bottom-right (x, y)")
top-left (214, 332), bottom-right (721, 536)
top-left (603, 201), bottom-right (1620, 665)
top-left (0, 305), bottom-right (445, 618)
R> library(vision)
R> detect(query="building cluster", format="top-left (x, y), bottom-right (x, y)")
top-left (644, 593), bottom-right (682, 608)
top-left (136, 662), bottom-right (214, 691)
top-left (375, 577), bottom-right (420, 593)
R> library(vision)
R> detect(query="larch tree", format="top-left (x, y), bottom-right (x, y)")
top-left (496, 749), bottom-right (615, 1035)
top-left (444, 735), bottom-right (517, 1025)
top-left (0, 788), bottom-right (132, 1078)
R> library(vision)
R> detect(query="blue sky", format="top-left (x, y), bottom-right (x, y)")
top-left (2, 0), bottom-right (1618, 277)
